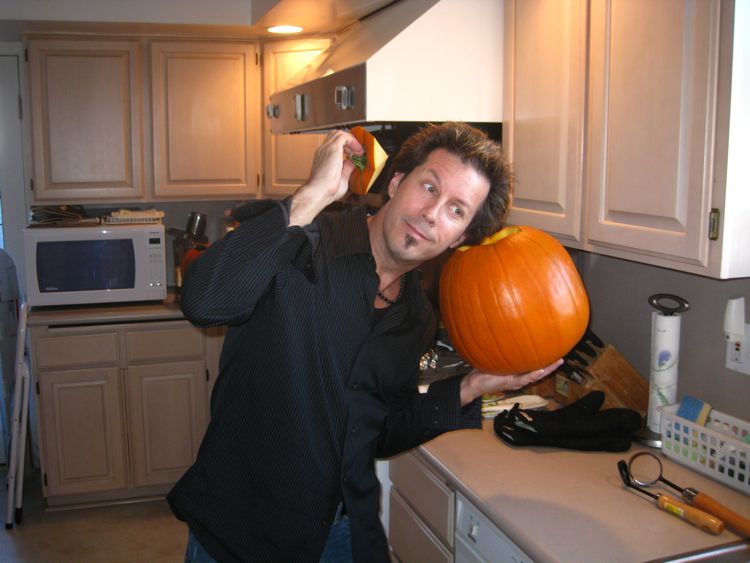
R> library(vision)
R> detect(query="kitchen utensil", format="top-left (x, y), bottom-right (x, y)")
top-left (481, 394), bottom-right (548, 419)
top-left (186, 211), bottom-right (207, 242)
top-left (617, 459), bottom-right (724, 534)
top-left (628, 451), bottom-right (750, 537)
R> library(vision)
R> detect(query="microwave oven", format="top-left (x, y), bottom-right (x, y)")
top-left (24, 223), bottom-right (167, 307)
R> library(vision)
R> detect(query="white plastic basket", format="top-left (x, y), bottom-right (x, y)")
top-left (658, 403), bottom-right (750, 496)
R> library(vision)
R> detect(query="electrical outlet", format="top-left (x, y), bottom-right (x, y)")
top-left (725, 322), bottom-right (750, 375)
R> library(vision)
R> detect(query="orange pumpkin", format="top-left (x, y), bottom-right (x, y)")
top-left (180, 244), bottom-right (210, 276)
top-left (439, 225), bottom-right (589, 374)
top-left (348, 126), bottom-right (388, 195)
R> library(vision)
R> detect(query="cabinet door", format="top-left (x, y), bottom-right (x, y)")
top-left (126, 361), bottom-right (207, 487)
top-left (390, 452), bottom-right (454, 547)
top-left (504, 0), bottom-right (587, 244)
top-left (586, 0), bottom-right (720, 265)
top-left (38, 367), bottom-right (127, 497)
top-left (151, 42), bottom-right (260, 197)
top-left (262, 38), bottom-right (330, 197)
top-left (27, 39), bottom-right (144, 201)
top-left (389, 489), bottom-right (453, 563)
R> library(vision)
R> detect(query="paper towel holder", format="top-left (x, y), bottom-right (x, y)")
top-left (648, 293), bottom-right (690, 316)
top-left (636, 293), bottom-right (691, 448)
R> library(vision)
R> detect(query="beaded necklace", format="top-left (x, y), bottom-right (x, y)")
top-left (376, 276), bottom-right (405, 305)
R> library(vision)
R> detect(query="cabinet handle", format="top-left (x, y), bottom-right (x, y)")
top-left (708, 208), bottom-right (720, 240)
top-left (334, 86), bottom-right (354, 110)
top-left (294, 93), bottom-right (308, 121)
top-left (468, 520), bottom-right (480, 542)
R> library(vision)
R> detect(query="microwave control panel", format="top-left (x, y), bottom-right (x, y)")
top-left (146, 230), bottom-right (166, 288)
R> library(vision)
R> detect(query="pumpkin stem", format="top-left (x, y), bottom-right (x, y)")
top-left (455, 225), bottom-right (521, 252)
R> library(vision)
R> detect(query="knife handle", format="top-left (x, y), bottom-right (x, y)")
top-left (657, 494), bottom-right (724, 535)
top-left (690, 492), bottom-right (750, 537)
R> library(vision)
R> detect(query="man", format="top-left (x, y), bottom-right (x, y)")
top-left (168, 122), bottom-right (560, 562)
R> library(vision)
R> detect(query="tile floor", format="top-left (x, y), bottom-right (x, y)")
top-left (0, 469), bottom-right (188, 562)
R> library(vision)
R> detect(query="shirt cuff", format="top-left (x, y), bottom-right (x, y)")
top-left (420, 375), bottom-right (482, 431)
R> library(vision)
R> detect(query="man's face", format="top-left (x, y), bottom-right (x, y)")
top-left (379, 148), bottom-right (490, 266)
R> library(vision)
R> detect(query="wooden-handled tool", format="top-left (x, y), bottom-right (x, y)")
top-left (686, 489), bottom-right (750, 537)
top-left (656, 493), bottom-right (724, 535)
top-left (628, 451), bottom-right (750, 537)
top-left (618, 460), bottom-right (724, 535)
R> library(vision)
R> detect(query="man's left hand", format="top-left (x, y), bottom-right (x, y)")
top-left (459, 359), bottom-right (563, 406)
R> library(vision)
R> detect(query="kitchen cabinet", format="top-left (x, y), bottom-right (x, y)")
top-left (150, 41), bottom-right (261, 198)
top-left (389, 451), bottom-right (454, 563)
top-left (27, 38), bottom-right (145, 201)
top-left (504, 0), bottom-right (749, 278)
top-left (31, 319), bottom-right (209, 506)
top-left (502, 0), bottom-right (586, 244)
top-left (261, 38), bottom-right (330, 197)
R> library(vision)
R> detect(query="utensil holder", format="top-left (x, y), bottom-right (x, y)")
top-left (658, 403), bottom-right (750, 496)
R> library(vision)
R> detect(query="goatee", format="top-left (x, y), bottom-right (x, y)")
top-left (403, 233), bottom-right (417, 249)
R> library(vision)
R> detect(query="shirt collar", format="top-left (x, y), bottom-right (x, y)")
top-left (322, 203), bottom-right (372, 259)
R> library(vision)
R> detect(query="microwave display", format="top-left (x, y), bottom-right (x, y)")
top-left (36, 239), bottom-right (136, 292)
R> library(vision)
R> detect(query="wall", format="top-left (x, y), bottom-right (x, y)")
top-left (579, 251), bottom-right (750, 420)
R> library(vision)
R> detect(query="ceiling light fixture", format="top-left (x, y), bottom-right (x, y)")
top-left (267, 25), bottom-right (303, 34)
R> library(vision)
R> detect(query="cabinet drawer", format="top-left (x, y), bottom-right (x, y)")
top-left (126, 325), bottom-right (204, 363)
top-left (35, 332), bottom-right (119, 369)
top-left (389, 489), bottom-right (452, 563)
top-left (390, 452), bottom-right (454, 547)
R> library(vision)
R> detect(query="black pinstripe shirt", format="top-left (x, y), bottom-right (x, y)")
top-left (167, 199), bottom-right (481, 562)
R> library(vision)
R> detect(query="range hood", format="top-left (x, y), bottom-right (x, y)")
top-left (267, 0), bottom-right (503, 133)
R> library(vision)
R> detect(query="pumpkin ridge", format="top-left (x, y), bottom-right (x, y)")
top-left (524, 231), bottom-right (587, 357)
top-left (508, 236), bottom-right (548, 368)
top-left (472, 249), bottom-right (512, 372)
top-left (443, 257), bottom-right (489, 369)
top-left (463, 257), bottom-right (498, 370)
top-left (524, 233), bottom-right (573, 361)
top-left (490, 242), bottom-right (537, 372)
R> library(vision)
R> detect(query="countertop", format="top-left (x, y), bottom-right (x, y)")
top-left (27, 293), bottom-right (185, 326)
top-left (416, 419), bottom-right (750, 562)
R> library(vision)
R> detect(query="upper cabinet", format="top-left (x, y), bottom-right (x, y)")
top-left (505, 0), bottom-right (749, 279)
top-left (25, 36), bottom-right (261, 203)
top-left (586, 0), bottom-right (719, 269)
top-left (503, 0), bottom-right (587, 245)
top-left (150, 41), bottom-right (261, 198)
top-left (27, 39), bottom-right (144, 201)
top-left (260, 38), bottom-right (330, 197)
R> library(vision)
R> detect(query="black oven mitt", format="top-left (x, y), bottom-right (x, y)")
top-left (493, 391), bottom-right (642, 452)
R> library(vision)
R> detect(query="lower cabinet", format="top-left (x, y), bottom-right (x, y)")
top-left (389, 451), bottom-right (454, 563)
top-left (126, 360), bottom-right (207, 488)
top-left (37, 366), bottom-right (128, 497)
top-left (31, 319), bottom-right (211, 506)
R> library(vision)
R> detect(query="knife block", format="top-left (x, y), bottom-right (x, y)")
top-left (528, 344), bottom-right (649, 416)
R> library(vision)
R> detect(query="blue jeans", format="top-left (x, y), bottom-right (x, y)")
top-left (184, 530), bottom-right (218, 563)
top-left (320, 512), bottom-right (353, 563)
top-left (184, 514), bottom-right (352, 563)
